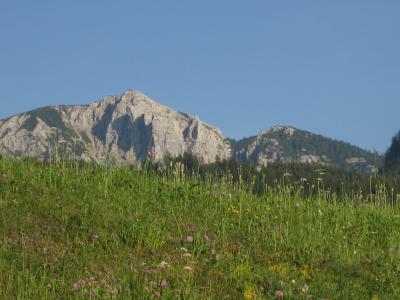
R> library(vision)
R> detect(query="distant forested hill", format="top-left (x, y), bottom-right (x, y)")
top-left (230, 126), bottom-right (382, 173)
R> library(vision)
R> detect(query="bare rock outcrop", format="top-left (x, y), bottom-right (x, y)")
top-left (0, 90), bottom-right (231, 165)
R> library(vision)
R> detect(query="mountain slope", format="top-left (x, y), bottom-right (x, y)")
top-left (232, 126), bottom-right (381, 173)
top-left (0, 90), bottom-right (231, 164)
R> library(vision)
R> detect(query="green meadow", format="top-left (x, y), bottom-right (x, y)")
top-left (0, 157), bottom-right (399, 299)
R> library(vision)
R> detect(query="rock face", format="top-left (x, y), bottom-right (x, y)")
top-left (232, 126), bottom-right (380, 173)
top-left (0, 90), bottom-right (231, 165)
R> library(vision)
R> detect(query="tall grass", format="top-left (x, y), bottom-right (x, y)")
top-left (0, 157), bottom-right (399, 299)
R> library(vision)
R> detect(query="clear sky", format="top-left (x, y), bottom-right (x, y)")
top-left (1, 1), bottom-right (399, 153)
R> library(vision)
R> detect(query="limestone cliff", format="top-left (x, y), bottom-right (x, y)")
top-left (0, 90), bottom-right (231, 165)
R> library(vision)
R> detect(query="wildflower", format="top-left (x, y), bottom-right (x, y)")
top-left (275, 290), bottom-right (284, 299)
top-left (149, 281), bottom-right (157, 288)
top-left (154, 291), bottom-right (161, 297)
top-left (301, 284), bottom-right (309, 293)
top-left (72, 282), bottom-right (80, 291)
top-left (180, 247), bottom-right (188, 252)
top-left (183, 266), bottom-right (192, 272)
top-left (244, 284), bottom-right (255, 299)
top-left (186, 236), bottom-right (194, 242)
top-left (230, 206), bottom-right (240, 215)
top-left (183, 252), bottom-right (192, 257)
top-left (203, 235), bottom-right (210, 241)
top-left (160, 261), bottom-right (168, 268)
top-left (222, 192), bottom-right (232, 198)
top-left (160, 279), bottom-right (169, 287)
top-left (211, 191), bottom-right (218, 198)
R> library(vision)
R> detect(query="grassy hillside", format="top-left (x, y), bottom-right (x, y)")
top-left (0, 157), bottom-right (399, 299)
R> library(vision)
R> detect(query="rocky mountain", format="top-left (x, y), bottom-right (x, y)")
top-left (0, 89), bottom-right (382, 172)
top-left (231, 126), bottom-right (381, 173)
top-left (0, 90), bottom-right (231, 165)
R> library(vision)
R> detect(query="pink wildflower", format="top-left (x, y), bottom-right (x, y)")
top-left (186, 236), bottom-right (194, 242)
top-left (72, 282), bottom-right (80, 291)
top-left (275, 290), bottom-right (284, 299)
top-left (154, 291), bottom-right (161, 297)
top-left (160, 279), bottom-right (169, 287)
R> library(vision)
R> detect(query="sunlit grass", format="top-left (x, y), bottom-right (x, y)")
top-left (0, 157), bottom-right (399, 299)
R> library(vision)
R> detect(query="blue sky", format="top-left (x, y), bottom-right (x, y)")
top-left (1, 1), bottom-right (399, 153)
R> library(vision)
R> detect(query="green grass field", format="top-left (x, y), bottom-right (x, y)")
top-left (0, 157), bottom-right (399, 299)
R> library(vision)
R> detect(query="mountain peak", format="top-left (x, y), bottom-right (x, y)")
top-left (234, 124), bottom-right (380, 172)
top-left (258, 125), bottom-right (297, 136)
top-left (0, 89), bottom-right (232, 165)
top-left (89, 89), bottom-right (160, 112)
top-left (122, 89), bottom-right (143, 95)
top-left (121, 89), bottom-right (148, 101)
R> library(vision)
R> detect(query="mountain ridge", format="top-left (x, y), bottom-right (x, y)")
top-left (0, 89), bottom-right (381, 172)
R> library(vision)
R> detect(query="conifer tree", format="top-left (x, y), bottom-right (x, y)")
top-left (384, 130), bottom-right (400, 173)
